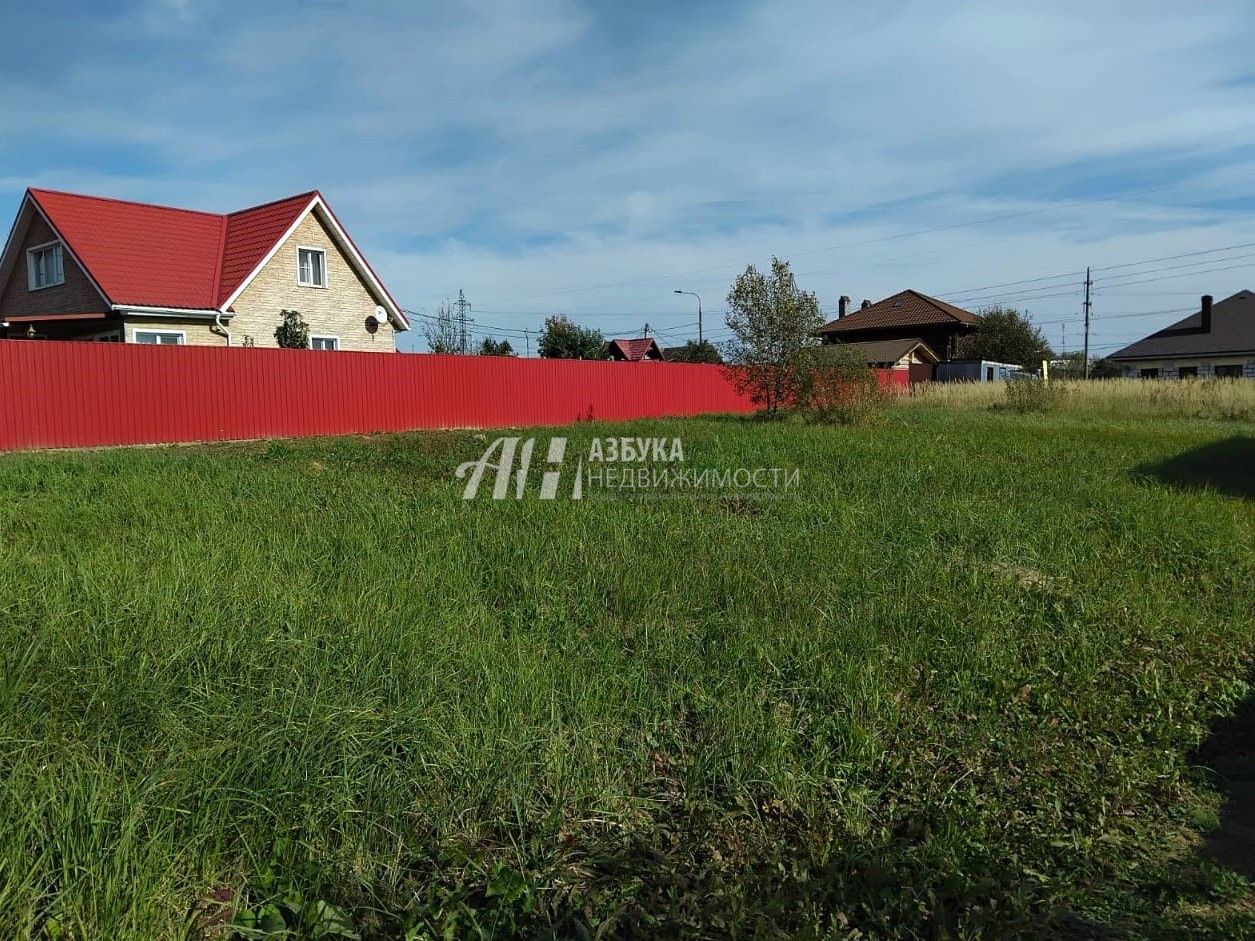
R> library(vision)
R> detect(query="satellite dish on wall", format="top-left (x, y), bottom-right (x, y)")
top-left (365, 305), bottom-right (387, 335)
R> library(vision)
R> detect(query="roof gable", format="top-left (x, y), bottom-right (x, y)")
top-left (605, 337), bottom-right (664, 361)
top-left (0, 201), bottom-right (110, 318)
top-left (817, 289), bottom-right (979, 334)
top-left (1110, 291), bottom-right (1255, 360)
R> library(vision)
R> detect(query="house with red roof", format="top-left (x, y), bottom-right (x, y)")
top-left (602, 337), bottom-right (665, 361)
top-left (0, 188), bottom-right (409, 351)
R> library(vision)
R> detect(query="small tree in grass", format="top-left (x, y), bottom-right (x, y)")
top-left (274, 309), bottom-right (309, 349)
top-left (793, 345), bottom-right (887, 424)
top-left (723, 257), bottom-right (823, 416)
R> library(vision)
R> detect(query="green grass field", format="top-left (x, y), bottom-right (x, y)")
top-left (1, 407), bottom-right (1253, 939)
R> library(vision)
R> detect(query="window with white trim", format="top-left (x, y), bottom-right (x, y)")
top-left (310, 335), bottom-right (339, 351)
top-left (134, 330), bottom-right (185, 345)
top-left (27, 242), bottom-right (65, 290)
top-left (297, 247), bottom-right (326, 287)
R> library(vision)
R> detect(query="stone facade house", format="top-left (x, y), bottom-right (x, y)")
top-left (0, 188), bottom-right (409, 350)
top-left (1109, 292), bottom-right (1255, 379)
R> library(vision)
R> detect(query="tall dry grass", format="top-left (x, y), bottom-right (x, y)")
top-left (902, 377), bottom-right (1255, 421)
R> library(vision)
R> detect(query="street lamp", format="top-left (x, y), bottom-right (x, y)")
top-left (673, 289), bottom-right (703, 343)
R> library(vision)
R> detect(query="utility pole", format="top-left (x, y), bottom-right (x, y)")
top-left (523, 328), bottom-right (531, 358)
top-left (1082, 267), bottom-right (1092, 379)
top-left (454, 289), bottom-right (473, 355)
top-left (643, 322), bottom-right (650, 338)
top-left (1061, 322), bottom-right (1067, 357)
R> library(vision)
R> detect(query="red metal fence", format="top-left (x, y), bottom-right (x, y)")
top-left (0, 340), bottom-right (745, 451)
top-left (0, 340), bottom-right (909, 452)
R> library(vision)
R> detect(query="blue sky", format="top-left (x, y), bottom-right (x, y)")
top-left (3, 1), bottom-right (1255, 354)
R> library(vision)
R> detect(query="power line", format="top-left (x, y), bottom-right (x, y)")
top-left (1092, 240), bottom-right (1255, 273)
top-left (1094, 251), bottom-right (1255, 287)
top-left (940, 269), bottom-right (1084, 298)
top-left (935, 238), bottom-right (1255, 306)
top-left (1094, 258), bottom-right (1255, 290)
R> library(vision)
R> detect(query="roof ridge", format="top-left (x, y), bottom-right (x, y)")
top-left (28, 187), bottom-right (225, 219)
top-left (26, 187), bottom-right (323, 221)
top-left (227, 190), bottom-right (320, 218)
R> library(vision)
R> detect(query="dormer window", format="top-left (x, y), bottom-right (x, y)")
top-left (297, 247), bottom-right (326, 287)
top-left (27, 241), bottom-right (65, 290)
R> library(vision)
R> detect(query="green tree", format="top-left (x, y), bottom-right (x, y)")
top-left (723, 257), bottom-right (824, 415)
top-left (538, 315), bottom-right (604, 359)
top-left (478, 337), bottom-right (516, 357)
top-left (667, 339), bottom-right (723, 364)
top-left (1054, 352), bottom-right (1123, 379)
top-left (274, 309), bottom-right (309, 349)
top-left (957, 306), bottom-right (1053, 367)
top-left (423, 301), bottom-right (461, 354)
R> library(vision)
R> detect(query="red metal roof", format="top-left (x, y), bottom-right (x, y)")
top-left (816, 289), bottom-right (979, 335)
top-left (23, 189), bottom-right (366, 314)
top-left (605, 337), bottom-right (664, 361)
top-left (217, 192), bottom-right (316, 306)
top-left (30, 188), bottom-right (225, 309)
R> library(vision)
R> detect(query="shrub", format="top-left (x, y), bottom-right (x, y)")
top-left (1001, 377), bottom-right (1065, 413)
top-left (793, 346), bottom-right (888, 424)
top-left (274, 309), bottom-right (310, 349)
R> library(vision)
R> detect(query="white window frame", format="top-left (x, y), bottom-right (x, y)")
top-left (310, 335), bottom-right (340, 351)
top-left (26, 240), bottom-right (65, 291)
top-left (296, 246), bottom-right (327, 288)
top-left (131, 328), bottom-right (187, 346)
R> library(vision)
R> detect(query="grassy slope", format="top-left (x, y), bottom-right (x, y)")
top-left (0, 410), bottom-right (1252, 938)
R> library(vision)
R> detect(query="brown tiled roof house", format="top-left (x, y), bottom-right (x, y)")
top-left (815, 289), bottom-right (978, 362)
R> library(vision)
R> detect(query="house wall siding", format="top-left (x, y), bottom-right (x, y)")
top-left (226, 212), bottom-right (397, 352)
top-left (124, 317), bottom-right (220, 345)
top-left (0, 209), bottom-right (110, 318)
top-left (1120, 356), bottom-right (1255, 378)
